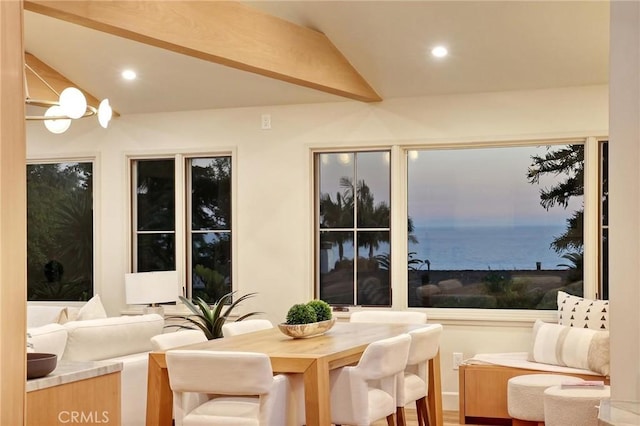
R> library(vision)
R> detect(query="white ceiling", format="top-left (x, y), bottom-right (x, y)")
top-left (23, 1), bottom-right (609, 116)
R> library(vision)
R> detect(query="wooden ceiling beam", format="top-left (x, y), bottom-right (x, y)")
top-left (24, 1), bottom-right (382, 103)
top-left (25, 52), bottom-right (120, 117)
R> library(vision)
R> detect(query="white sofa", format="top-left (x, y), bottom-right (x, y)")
top-left (28, 307), bottom-right (164, 426)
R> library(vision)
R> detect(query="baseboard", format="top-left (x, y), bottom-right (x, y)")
top-left (442, 391), bottom-right (459, 412)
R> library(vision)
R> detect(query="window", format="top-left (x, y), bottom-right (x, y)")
top-left (408, 144), bottom-right (585, 309)
top-left (132, 155), bottom-right (232, 302)
top-left (313, 140), bottom-right (606, 312)
top-left (189, 158), bottom-right (232, 301)
top-left (27, 161), bottom-right (94, 301)
top-left (599, 141), bottom-right (609, 299)
top-left (316, 151), bottom-right (391, 306)
top-left (134, 159), bottom-right (176, 271)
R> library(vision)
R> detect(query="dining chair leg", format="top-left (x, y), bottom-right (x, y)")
top-left (386, 413), bottom-right (396, 426)
top-left (417, 396), bottom-right (431, 426)
top-left (396, 406), bottom-right (407, 426)
top-left (415, 399), bottom-right (425, 426)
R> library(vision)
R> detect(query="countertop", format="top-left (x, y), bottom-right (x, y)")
top-left (26, 360), bottom-right (123, 392)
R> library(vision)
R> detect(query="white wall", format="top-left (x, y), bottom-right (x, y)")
top-left (609, 1), bottom-right (640, 402)
top-left (27, 85), bottom-right (608, 406)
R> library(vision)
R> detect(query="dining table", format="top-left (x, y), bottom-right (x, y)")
top-left (145, 321), bottom-right (443, 426)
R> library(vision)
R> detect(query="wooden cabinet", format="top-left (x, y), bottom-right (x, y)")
top-left (27, 365), bottom-right (121, 426)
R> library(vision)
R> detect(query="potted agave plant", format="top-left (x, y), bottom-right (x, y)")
top-left (278, 299), bottom-right (335, 338)
top-left (165, 291), bottom-right (261, 340)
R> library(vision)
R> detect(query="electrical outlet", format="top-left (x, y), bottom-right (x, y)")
top-left (261, 114), bottom-right (271, 130)
top-left (453, 352), bottom-right (463, 370)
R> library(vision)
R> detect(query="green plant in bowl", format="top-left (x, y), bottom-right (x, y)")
top-left (280, 301), bottom-right (336, 338)
top-left (306, 300), bottom-right (332, 322)
top-left (285, 303), bottom-right (317, 325)
top-left (165, 291), bottom-right (261, 340)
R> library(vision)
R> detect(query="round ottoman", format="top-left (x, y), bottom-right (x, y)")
top-left (543, 384), bottom-right (610, 426)
top-left (507, 374), bottom-right (585, 422)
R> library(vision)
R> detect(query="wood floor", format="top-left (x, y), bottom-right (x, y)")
top-left (371, 410), bottom-right (498, 426)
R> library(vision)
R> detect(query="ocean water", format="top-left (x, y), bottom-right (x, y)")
top-left (408, 225), bottom-right (569, 271)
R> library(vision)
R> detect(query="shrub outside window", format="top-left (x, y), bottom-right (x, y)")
top-left (27, 161), bottom-right (94, 301)
top-left (132, 155), bottom-right (232, 302)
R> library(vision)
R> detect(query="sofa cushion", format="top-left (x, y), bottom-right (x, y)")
top-left (62, 314), bottom-right (164, 361)
top-left (27, 323), bottom-right (68, 359)
top-left (27, 305), bottom-right (68, 328)
top-left (557, 291), bottom-right (609, 330)
top-left (530, 319), bottom-right (609, 375)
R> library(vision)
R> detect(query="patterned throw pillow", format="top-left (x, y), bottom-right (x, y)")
top-left (557, 291), bottom-right (609, 330)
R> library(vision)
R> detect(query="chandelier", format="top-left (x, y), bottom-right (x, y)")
top-left (25, 53), bottom-right (113, 134)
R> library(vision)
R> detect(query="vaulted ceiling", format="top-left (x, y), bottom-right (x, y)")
top-left (23, 1), bottom-right (609, 116)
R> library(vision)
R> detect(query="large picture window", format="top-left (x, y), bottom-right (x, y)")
top-left (408, 144), bottom-right (585, 309)
top-left (132, 155), bottom-right (232, 302)
top-left (316, 151), bottom-right (391, 306)
top-left (27, 161), bottom-right (94, 301)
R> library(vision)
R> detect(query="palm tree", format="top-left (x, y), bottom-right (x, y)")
top-left (319, 177), bottom-right (354, 260)
top-left (356, 179), bottom-right (390, 258)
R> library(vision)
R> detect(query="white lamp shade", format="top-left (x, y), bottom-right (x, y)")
top-left (59, 87), bottom-right (87, 119)
top-left (43, 105), bottom-right (71, 134)
top-left (125, 271), bottom-right (179, 305)
top-left (97, 99), bottom-right (112, 128)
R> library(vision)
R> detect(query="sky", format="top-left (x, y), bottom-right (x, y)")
top-left (407, 145), bottom-right (583, 227)
top-left (319, 144), bottom-right (584, 229)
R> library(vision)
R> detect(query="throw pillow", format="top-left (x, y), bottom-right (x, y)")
top-left (530, 319), bottom-right (610, 375)
top-left (557, 291), bottom-right (609, 330)
top-left (27, 305), bottom-right (68, 328)
top-left (65, 307), bottom-right (81, 322)
top-left (76, 294), bottom-right (108, 321)
top-left (56, 308), bottom-right (69, 324)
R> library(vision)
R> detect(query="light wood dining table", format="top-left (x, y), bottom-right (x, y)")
top-left (145, 321), bottom-right (443, 426)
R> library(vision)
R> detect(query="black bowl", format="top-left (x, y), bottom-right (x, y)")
top-left (27, 353), bottom-right (57, 379)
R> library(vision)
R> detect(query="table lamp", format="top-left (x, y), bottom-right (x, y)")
top-left (125, 270), bottom-right (179, 315)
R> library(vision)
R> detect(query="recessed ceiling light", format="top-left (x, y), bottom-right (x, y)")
top-left (121, 69), bottom-right (137, 80)
top-left (431, 46), bottom-right (448, 58)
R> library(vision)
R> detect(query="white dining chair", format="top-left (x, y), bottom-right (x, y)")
top-left (397, 324), bottom-right (443, 426)
top-left (150, 329), bottom-right (208, 351)
top-left (150, 330), bottom-right (209, 424)
top-left (329, 333), bottom-right (411, 426)
top-left (221, 319), bottom-right (273, 337)
top-left (220, 319), bottom-right (305, 425)
top-left (166, 350), bottom-right (291, 426)
top-left (350, 310), bottom-right (427, 324)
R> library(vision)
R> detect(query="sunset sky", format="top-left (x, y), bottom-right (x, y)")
top-left (319, 144), bottom-right (583, 229)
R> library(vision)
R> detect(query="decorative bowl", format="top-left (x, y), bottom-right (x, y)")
top-left (27, 353), bottom-right (57, 379)
top-left (278, 318), bottom-right (336, 339)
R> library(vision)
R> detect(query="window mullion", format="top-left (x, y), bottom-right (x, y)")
top-left (353, 154), bottom-right (359, 305)
top-left (392, 146), bottom-right (407, 309)
top-left (583, 137), bottom-right (599, 299)
top-left (131, 160), bottom-right (139, 272)
top-left (179, 155), bottom-right (189, 298)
